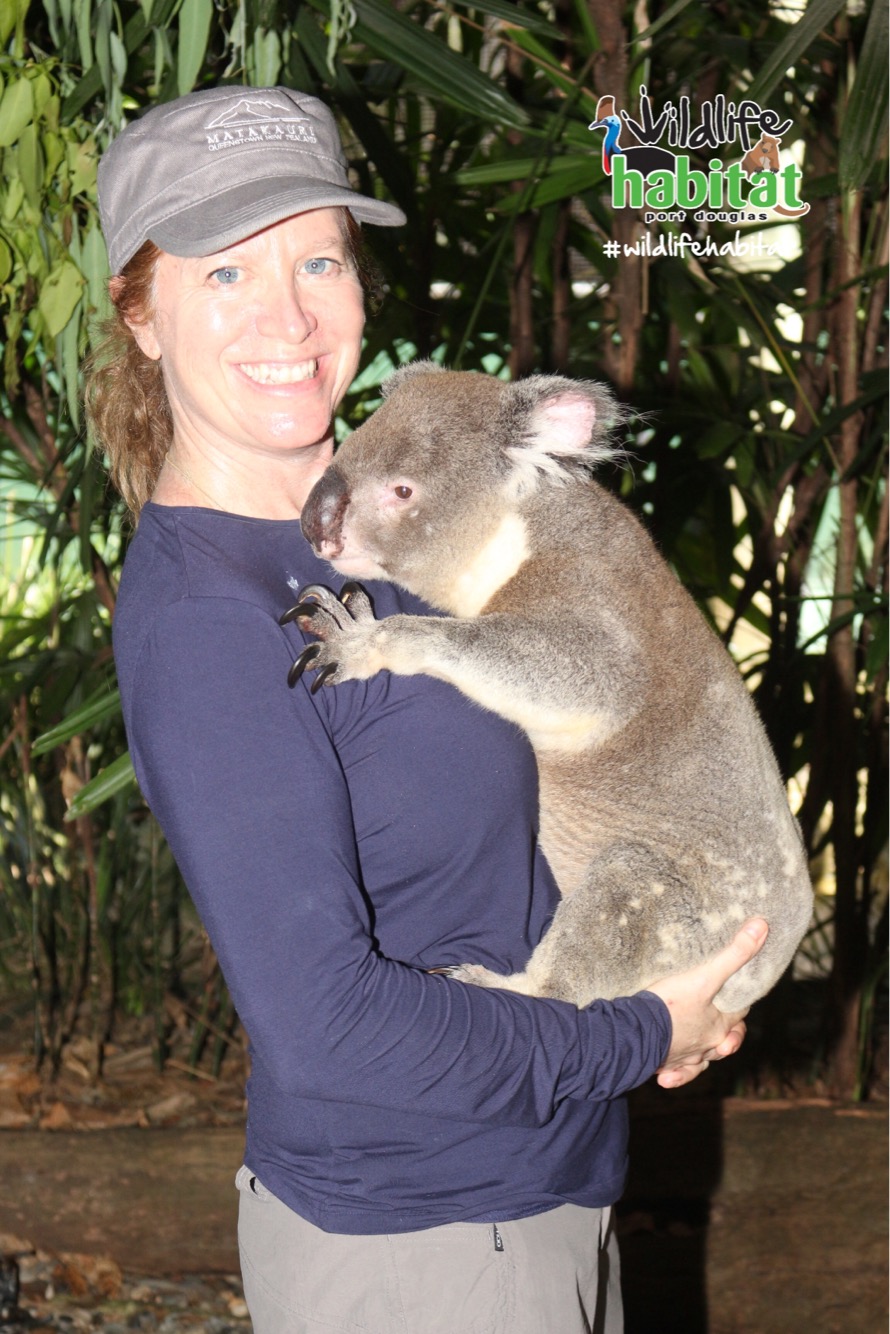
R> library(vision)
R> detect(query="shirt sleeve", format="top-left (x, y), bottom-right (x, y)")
top-left (124, 594), bottom-right (671, 1127)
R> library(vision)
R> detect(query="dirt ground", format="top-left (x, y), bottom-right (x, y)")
top-left (619, 1088), bottom-right (887, 1334)
top-left (0, 1046), bottom-right (886, 1333)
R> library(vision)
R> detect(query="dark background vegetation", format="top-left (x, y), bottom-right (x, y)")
top-left (0, 0), bottom-right (886, 1101)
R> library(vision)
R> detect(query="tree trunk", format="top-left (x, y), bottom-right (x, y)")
top-left (508, 204), bottom-right (538, 378)
top-left (824, 191), bottom-right (868, 1097)
top-left (587, 0), bottom-right (643, 393)
top-left (505, 40), bottom-right (538, 379)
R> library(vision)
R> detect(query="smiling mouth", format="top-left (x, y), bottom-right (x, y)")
top-left (239, 359), bottom-right (319, 385)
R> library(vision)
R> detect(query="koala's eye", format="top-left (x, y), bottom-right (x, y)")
top-left (394, 485), bottom-right (413, 500)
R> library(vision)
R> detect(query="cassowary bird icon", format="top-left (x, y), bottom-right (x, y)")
top-left (588, 94), bottom-right (677, 177)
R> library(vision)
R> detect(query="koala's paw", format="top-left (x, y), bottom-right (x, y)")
top-left (445, 963), bottom-right (515, 992)
top-left (279, 582), bottom-right (378, 692)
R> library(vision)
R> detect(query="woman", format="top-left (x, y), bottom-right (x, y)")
top-left (91, 85), bottom-right (765, 1333)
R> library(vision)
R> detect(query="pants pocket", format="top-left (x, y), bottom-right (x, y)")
top-left (235, 1164), bottom-right (273, 1201)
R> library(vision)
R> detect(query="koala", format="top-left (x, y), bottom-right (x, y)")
top-left (740, 134), bottom-right (809, 218)
top-left (741, 134), bottom-right (782, 175)
top-left (283, 364), bottom-right (813, 1012)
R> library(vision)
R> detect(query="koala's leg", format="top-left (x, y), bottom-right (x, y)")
top-left (450, 842), bottom-right (746, 1008)
top-left (285, 584), bottom-right (639, 748)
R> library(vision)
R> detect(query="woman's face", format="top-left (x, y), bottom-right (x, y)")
top-left (130, 208), bottom-right (365, 463)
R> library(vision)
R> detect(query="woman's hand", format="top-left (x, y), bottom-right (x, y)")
top-left (646, 918), bottom-right (769, 1089)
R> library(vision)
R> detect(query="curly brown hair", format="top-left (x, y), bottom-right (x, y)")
top-left (86, 210), bottom-right (381, 520)
top-left (85, 240), bottom-right (172, 521)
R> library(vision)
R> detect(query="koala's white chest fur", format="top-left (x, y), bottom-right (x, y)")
top-left (439, 512), bottom-right (530, 615)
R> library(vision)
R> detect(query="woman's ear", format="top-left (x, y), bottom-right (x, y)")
top-left (109, 275), bottom-right (162, 361)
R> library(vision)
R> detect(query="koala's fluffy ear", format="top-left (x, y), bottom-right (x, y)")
top-left (381, 361), bottom-right (444, 399)
top-left (502, 376), bottom-right (623, 490)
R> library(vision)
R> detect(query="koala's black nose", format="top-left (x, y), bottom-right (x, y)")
top-left (301, 467), bottom-right (349, 554)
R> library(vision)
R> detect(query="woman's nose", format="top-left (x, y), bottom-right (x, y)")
top-left (256, 283), bottom-right (317, 340)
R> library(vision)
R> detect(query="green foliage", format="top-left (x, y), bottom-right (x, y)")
top-left (0, 57), bottom-right (104, 417)
top-left (0, 0), bottom-right (886, 1095)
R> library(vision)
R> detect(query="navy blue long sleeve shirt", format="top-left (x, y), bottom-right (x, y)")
top-left (112, 502), bottom-right (671, 1234)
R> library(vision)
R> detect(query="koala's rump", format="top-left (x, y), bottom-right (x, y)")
top-left (496, 481), bottom-right (812, 1007)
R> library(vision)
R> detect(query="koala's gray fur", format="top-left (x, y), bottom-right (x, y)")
top-left (291, 364), bottom-right (813, 1011)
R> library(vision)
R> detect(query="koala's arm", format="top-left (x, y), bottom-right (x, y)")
top-left (286, 584), bottom-right (642, 747)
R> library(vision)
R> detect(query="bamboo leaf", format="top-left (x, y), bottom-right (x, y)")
top-left (839, 0), bottom-right (889, 192)
top-left (14, 121), bottom-right (42, 208)
top-left (65, 134), bottom-right (98, 194)
top-left (454, 153), bottom-right (594, 186)
top-left (295, 10), bottom-right (417, 217)
top-left (177, 0), bottom-right (213, 96)
top-left (250, 27), bottom-right (283, 87)
top-left (448, 0), bottom-right (552, 35)
top-left (74, 0), bottom-right (93, 70)
top-left (0, 76), bottom-right (33, 147)
top-left (493, 159), bottom-right (601, 210)
top-left (94, 0), bottom-right (113, 99)
top-left (81, 218), bottom-right (110, 318)
top-left (58, 308), bottom-right (81, 428)
top-left (745, 0), bottom-right (847, 106)
top-left (507, 25), bottom-right (598, 116)
top-left (0, 0), bottom-right (31, 48)
top-left (109, 29), bottom-right (129, 84)
top-left (348, 0), bottom-right (528, 128)
top-left (30, 68), bottom-right (53, 117)
top-left (635, 0), bottom-right (696, 44)
top-left (32, 686), bottom-right (122, 755)
top-left (60, 0), bottom-right (179, 120)
top-left (37, 260), bottom-right (84, 337)
top-left (64, 750), bottom-right (136, 820)
top-left (571, 0), bottom-right (601, 53)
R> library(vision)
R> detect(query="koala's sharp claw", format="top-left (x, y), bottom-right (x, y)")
top-left (337, 581), bottom-right (374, 621)
top-left (287, 642), bottom-right (321, 687)
top-left (279, 600), bottom-right (322, 626)
top-left (310, 662), bottom-right (338, 694)
top-left (296, 583), bottom-right (333, 603)
top-left (339, 581), bottom-right (364, 603)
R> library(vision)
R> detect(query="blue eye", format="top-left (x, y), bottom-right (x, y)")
top-left (303, 257), bottom-right (336, 276)
top-left (211, 267), bottom-right (240, 285)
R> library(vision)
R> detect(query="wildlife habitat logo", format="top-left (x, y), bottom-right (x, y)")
top-left (589, 88), bottom-right (809, 260)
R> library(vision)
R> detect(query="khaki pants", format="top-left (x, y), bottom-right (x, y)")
top-left (236, 1165), bottom-right (623, 1333)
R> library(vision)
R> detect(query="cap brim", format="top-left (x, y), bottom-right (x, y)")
top-left (147, 177), bottom-right (406, 258)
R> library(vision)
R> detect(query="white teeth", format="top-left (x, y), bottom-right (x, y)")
top-left (240, 360), bottom-right (318, 385)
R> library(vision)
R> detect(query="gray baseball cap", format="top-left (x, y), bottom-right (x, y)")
top-left (98, 85), bottom-right (406, 274)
